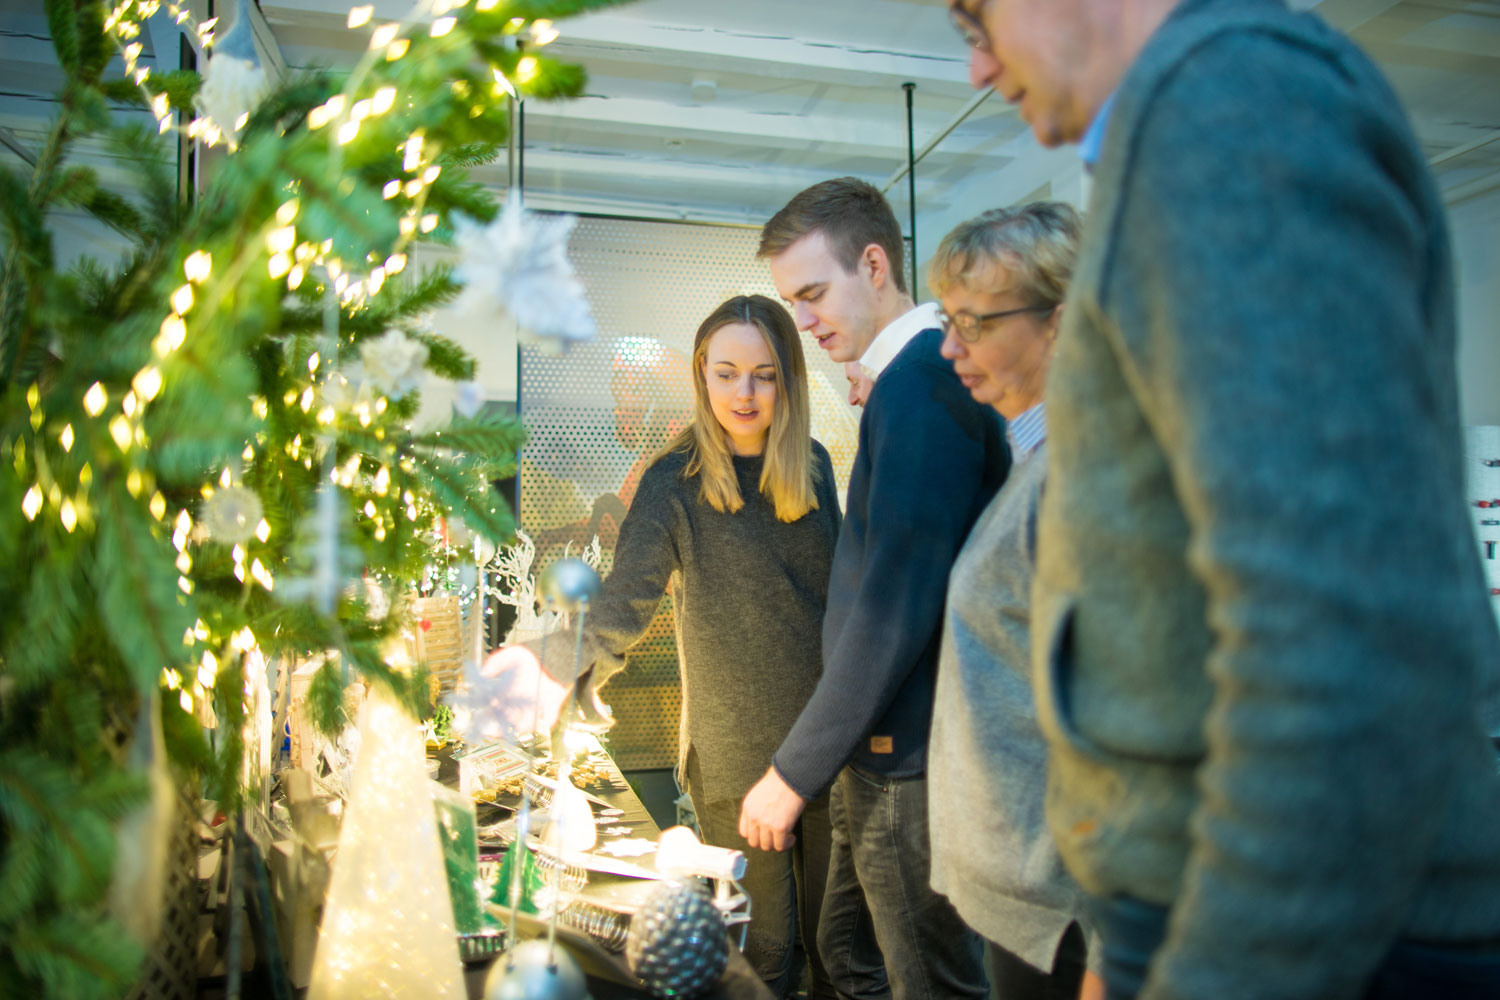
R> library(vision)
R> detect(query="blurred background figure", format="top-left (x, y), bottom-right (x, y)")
top-left (844, 362), bottom-right (874, 408)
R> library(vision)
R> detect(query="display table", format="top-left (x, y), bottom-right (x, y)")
top-left (442, 741), bottom-right (773, 1000)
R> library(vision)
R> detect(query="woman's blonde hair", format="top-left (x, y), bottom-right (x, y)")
top-left (658, 295), bottom-right (819, 522)
top-left (928, 201), bottom-right (1082, 307)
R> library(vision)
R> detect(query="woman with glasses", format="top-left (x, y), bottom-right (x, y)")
top-left (927, 203), bottom-right (1105, 1000)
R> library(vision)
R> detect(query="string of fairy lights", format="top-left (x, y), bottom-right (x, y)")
top-left (11, 0), bottom-right (560, 723)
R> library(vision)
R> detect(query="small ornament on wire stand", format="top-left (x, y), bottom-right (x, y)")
top-left (484, 558), bottom-right (602, 1000)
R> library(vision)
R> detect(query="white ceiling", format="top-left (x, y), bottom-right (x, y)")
top-left (2, 0), bottom-right (1498, 275)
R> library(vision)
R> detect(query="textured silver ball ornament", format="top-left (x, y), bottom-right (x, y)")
top-left (538, 557), bottom-right (602, 614)
top-left (625, 880), bottom-right (728, 999)
top-left (483, 940), bottom-right (590, 1000)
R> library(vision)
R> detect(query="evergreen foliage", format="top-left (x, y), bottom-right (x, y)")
top-left (0, 0), bottom-right (625, 995)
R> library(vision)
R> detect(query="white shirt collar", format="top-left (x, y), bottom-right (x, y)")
top-left (858, 302), bottom-right (942, 381)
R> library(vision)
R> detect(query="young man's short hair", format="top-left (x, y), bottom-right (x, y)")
top-left (759, 177), bottom-right (909, 295)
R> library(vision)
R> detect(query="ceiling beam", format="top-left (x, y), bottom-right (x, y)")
top-left (1301, 0), bottom-right (1405, 33)
top-left (1429, 128), bottom-right (1500, 168)
top-left (258, 2), bottom-right (970, 89)
top-left (526, 94), bottom-right (932, 158)
top-left (493, 145), bottom-right (950, 198)
top-left (546, 13), bottom-right (969, 90)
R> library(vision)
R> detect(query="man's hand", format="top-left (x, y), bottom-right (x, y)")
top-left (1077, 971), bottom-right (1105, 1000)
top-left (738, 766), bottom-right (808, 851)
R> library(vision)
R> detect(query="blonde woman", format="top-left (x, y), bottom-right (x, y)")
top-left (927, 203), bottom-right (1103, 1000)
top-left (529, 294), bottom-right (843, 999)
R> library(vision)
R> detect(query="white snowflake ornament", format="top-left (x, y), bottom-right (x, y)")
top-left (194, 55), bottom-right (268, 148)
top-left (359, 329), bottom-right (429, 400)
top-left (453, 194), bottom-right (597, 352)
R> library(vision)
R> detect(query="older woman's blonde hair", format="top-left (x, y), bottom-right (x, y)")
top-left (658, 295), bottom-right (820, 522)
top-left (928, 201), bottom-right (1082, 307)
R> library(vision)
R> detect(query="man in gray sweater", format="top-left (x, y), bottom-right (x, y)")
top-left (951, 0), bottom-right (1500, 997)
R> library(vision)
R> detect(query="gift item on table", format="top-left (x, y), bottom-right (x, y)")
top-left (655, 826), bottom-right (745, 882)
top-left (307, 693), bottom-right (465, 1000)
top-left (433, 783), bottom-right (484, 934)
top-left (625, 880), bottom-right (730, 999)
top-left (285, 657), bottom-right (328, 773)
top-left (537, 776), bottom-right (597, 855)
top-left (491, 839), bottom-right (548, 918)
top-left (456, 738), bottom-right (533, 801)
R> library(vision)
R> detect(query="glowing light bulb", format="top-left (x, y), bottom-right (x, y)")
top-left (132, 366), bottom-right (163, 402)
top-left (21, 485), bottom-right (41, 520)
top-left (530, 19), bottom-right (558, 45)
top-left (110, 416), bottom-right (133, 451)
top-left (184, 249), bottom-right (212, 282)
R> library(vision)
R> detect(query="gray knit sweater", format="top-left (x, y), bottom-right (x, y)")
top-left (1033, 1), bottom-right (1500, 996)
top-left (929, 443), bottom-right (1095, 973)
top-left (538, 442), bottom-right (841, 803)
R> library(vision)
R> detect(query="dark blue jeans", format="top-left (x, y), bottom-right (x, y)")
top-left (818, 766), bottom-right (987, 1000)
top-left (1089, 894), bottom-right (1500, 999)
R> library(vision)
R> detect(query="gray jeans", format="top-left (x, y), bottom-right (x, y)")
top-left (819, 766), bottom-right (986, 1000)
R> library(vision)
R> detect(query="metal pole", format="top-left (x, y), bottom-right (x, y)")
top-left (903, 82), bottom-right (917, 298)
top-left (882, 87), bottom-right (995, 193)
top-left (506, 94), bottom-right (519, 195)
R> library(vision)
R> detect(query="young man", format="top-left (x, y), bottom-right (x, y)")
top-left (739, 177), bottom-right (1009, 1000)
top-left (951, 0), bottom-right (1500, 997)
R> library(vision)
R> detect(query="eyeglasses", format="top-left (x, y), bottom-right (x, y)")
top-left (949, 2), bottom-right (990, 51)
top-left (938, 304), bottom-right (1055, 343)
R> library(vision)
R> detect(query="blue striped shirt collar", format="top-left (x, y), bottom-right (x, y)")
top-left (1006, 401), bottom-right (1047, 461)
top-left (1079, 91), bottom-right (1117, 169)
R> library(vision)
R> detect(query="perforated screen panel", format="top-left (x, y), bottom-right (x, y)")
top-left (519, 216), bottom-right (863, 770)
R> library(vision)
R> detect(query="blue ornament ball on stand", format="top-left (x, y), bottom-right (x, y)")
top-left (625, 880), bottom-right (728, 999)
top-left (538, 557), bottom-right (602, 615)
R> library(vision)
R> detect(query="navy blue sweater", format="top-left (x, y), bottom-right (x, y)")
top-left (772, 328), bottom-right (1009, 797)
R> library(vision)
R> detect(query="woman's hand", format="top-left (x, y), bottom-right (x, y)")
top-left (469, 645), bottom-right (572, 742)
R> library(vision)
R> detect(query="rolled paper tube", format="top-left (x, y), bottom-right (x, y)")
top-left (656, 825), bottom-right (747, 882)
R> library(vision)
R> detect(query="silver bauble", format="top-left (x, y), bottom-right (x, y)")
top-left (483, 940), bottom-right (590, 1000)
top-left (625, 880), bottom-right (728, 999)
top-left (537, 557), bottom-right (602, 614)
top-left (200, 485), bottom-right (263, 545)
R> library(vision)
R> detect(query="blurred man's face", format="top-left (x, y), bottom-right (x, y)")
top-left (844, 363), bottom-right (874, 407)
top-left (952, 0), bottom-right (1101, 148)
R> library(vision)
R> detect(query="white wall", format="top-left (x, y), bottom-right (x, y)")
top-left (1452, 186), bottom-right (1500, 427)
